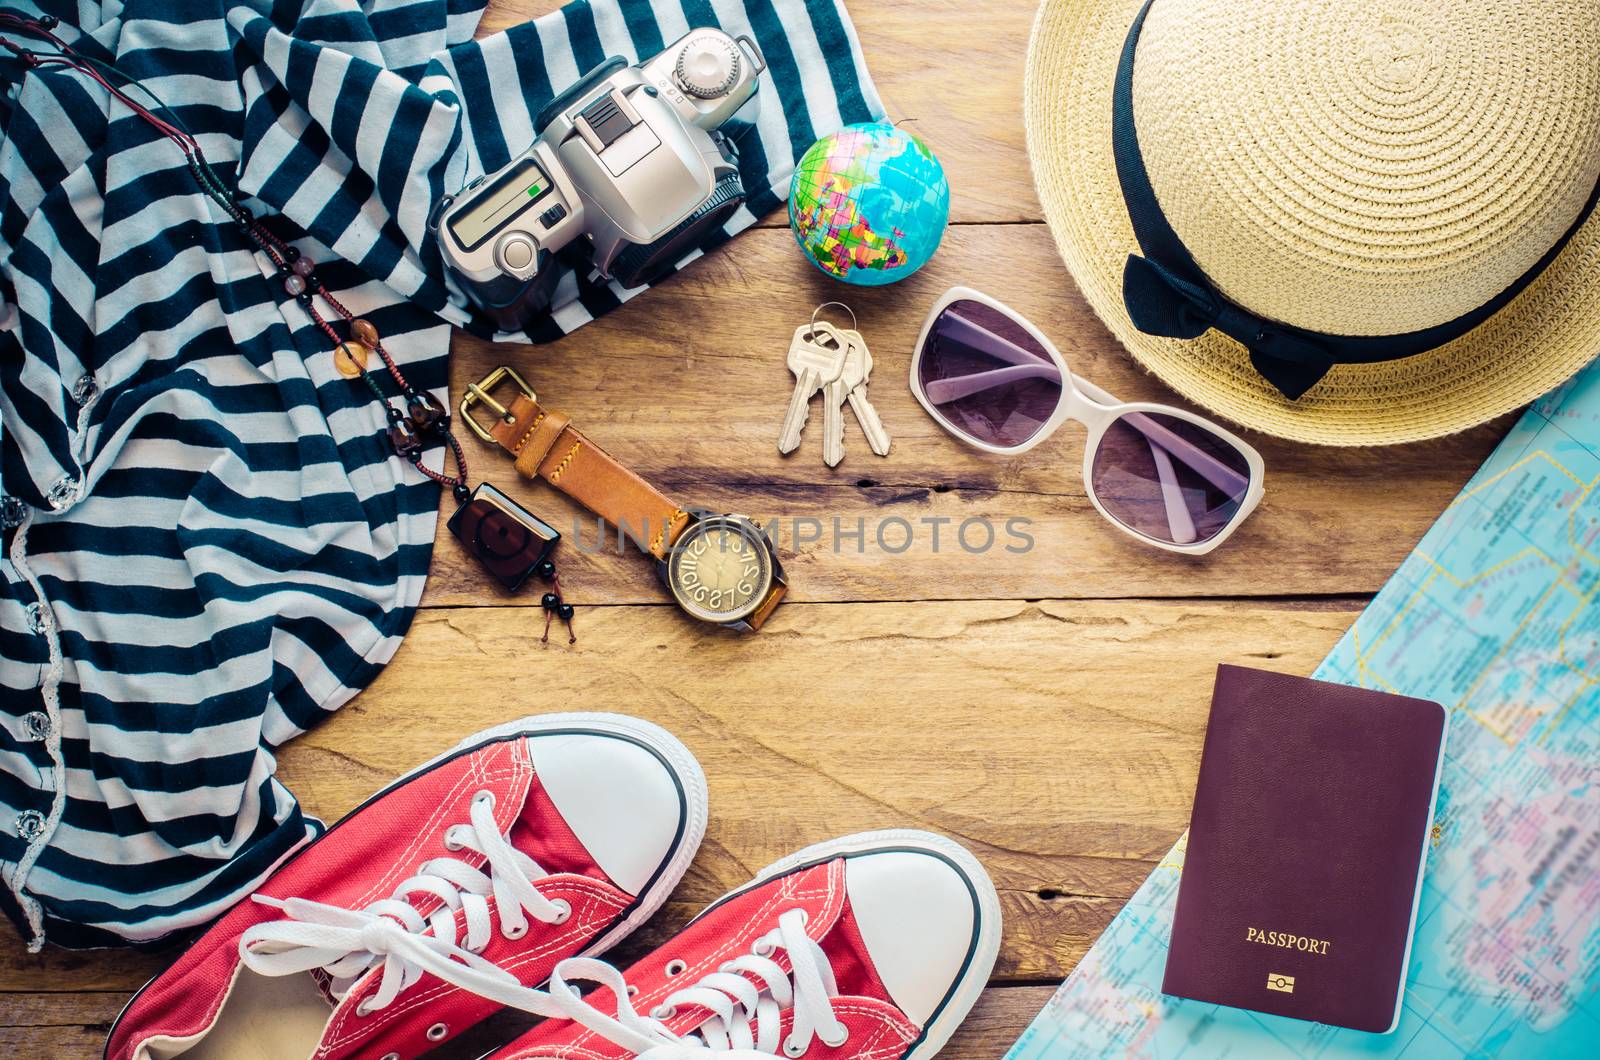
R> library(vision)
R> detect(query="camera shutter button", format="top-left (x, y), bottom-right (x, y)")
top-left (500, 236), bottom-right (535, 272)
top-left (675, 32), bottom-right (740, 99)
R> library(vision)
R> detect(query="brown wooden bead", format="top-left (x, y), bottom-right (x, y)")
top-left (408, 390), bottom-right (446, 430)
top-left (351, 319), bottom-right (379, 348)
top-left (335, 341), bottom-right (371, 378)
top-left (387, 419), bottom-right (423, 458)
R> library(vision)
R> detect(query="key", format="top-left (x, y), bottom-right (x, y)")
top-left (839, 328), bottom-right (892, 457)
top-left (821, 350), bottom-right (850, 468)
top-left (778, 323), bottom-right (847, 455)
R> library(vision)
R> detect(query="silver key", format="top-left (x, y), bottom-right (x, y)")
top-left (820, 328), bottom-right (854, 467)
top-left (778, 323), bottom-right (847, 454)
top-left (839, 328), bottom-right (891, 457)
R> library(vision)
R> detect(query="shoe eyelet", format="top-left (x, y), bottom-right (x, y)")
top-left (794, 909), bottom-right (809, 926)
top-left (380, 1053), bottom-right (399, 1060)
top-left (783, 1035), bottom-right (807, 1057)
top-left (426, 1021), bottom-right (449, 1042)
top-left (355, 999), bottom-right (376, 1017)
top-left (472, 790), bottom-right (495, 810)
top-left (550, 898), bottom-right (572, 924)
top-left (626, 983), bottom-right (640, 998)
top-left (651, 1003), bottom-right (677, 1020)
top-left (664, 958), bottom-right (688, 977)
top-left (752, 938), bottom-right (775, 957)
top-left (504, 920), bottom-right (529, 940)
top-left (443, 826), bottom-right (466, 852)
top-left (820, 1026), bottom-right (850, 1047)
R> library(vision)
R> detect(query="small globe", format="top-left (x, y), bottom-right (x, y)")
top-left (789, 122), bottom-right (950, 287)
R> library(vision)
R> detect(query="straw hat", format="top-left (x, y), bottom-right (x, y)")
top-left (1024, 0), bottom-right (1600, 445)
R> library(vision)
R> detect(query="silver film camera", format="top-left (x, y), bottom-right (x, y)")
top-left (436, 29), bottom-right (766, 331)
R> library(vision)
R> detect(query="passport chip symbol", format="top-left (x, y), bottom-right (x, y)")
top-left (1267, 973), bottom-right (1296, 993)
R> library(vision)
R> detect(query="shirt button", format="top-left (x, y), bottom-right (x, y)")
top-left (46, 476), bottom-right (80, 510)
top-left (22, 712), bottom-right (50, 741)
top-left (70, 374), bottom-right (99, 405)
top-left (24, 601), bottom-right (49, 634)
top-left (15, 810), bottom-right (45, 842)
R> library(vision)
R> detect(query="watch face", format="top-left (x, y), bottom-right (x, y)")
top-left (666, 516), bottom-right (774, 624)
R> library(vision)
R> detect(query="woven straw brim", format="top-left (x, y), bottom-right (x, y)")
top-left (1024, 0), bottom-right (1600, 446)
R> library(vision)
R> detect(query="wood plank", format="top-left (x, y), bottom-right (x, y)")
top-left (941, 985), bottom-right (1056, 1060)
top-left (0, 985), bottom-right (1053, 1058)
top-left (0, 993), bottom-right (120, 1058)
top-left (1, 2), bottom-right (1476, 1056)
top-left (429, 226), bottom-right (1502, 607)
top-left (475, 0), bottom-right (1041, 225)
top-left (0, 599), bottom-right (1353, 992)
top-left (448, 983), bottom-right (1056, 1059)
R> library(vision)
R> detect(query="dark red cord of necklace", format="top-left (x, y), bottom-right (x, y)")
top-left (1, 12), bottom-right (583, 643)
top-left (2, 10), bottom-right (469, 500)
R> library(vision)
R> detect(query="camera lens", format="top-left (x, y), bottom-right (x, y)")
top-left (610, 172), bottom-right (746, 288)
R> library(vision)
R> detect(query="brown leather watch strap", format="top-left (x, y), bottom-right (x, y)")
top-left (489, 394), bottom-right (690, 560)
top-left (746, 581), bottom-right (788, 631)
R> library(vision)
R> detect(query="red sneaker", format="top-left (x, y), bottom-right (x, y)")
top-left (104, 713), bottom-right (707, 1060)
top-left (489, 830), bottom-right (1001, 1060)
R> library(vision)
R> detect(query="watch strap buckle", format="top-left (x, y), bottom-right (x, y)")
top-left (461, 366), bottom-right (537, 443)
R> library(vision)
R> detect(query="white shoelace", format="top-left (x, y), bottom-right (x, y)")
top-left (241, 814), bottom-right (845, 1060)
top-left (545, 909), bottom-right (849, 1057)
top-left (237, 789), bottom-right (575, 1015)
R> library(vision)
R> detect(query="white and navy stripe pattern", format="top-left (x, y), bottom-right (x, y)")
top-left (0, 0), bottom-right (881, 951)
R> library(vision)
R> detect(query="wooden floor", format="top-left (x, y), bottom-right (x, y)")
top-left (1, 0), bottom-right (1513, 1056)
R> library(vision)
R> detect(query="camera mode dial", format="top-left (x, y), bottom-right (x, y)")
top-left (674, 31), bottom-right (741, 99)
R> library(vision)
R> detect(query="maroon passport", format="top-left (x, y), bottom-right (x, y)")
top-left (1162, 665), bottom-right (1446, 1033)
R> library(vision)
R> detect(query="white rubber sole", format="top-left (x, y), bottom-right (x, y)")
top-left (747, 829), bottom-right (1003, 1060)
top-left (107, 713), bottom-right (708, 1059)
top-left (432, 711), bottom-right (710, 960)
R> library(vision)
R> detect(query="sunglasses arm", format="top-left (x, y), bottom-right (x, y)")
top-left (925, 309), bottom-right (1250, 501)
top-left (1114, 410), bottom-right (1251, 498)
top-left (1146, 443), bottom-right (1200, 544)
top-left (929, 368), bottom-right (1248, 499)
top-left (934, 313), bottom-right (1057, 367)
top-left (923, 363), bottom-right (1062, 405)
top-left (1067, 381), bottom-right (1246, 495)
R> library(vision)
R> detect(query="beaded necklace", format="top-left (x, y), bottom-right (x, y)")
top-left (0, 10), bottom-right (578, 641)
top-left (3, 11), bottom-right (468, 494)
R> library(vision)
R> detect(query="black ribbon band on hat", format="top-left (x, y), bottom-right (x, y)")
top-left (1112, 0), bottom-right (1600, 400)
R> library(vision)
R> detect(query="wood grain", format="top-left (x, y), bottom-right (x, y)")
top-left (0, 0), bottom-right (1501, 1054)
top-left (431, 227), bottom-right (1504, 607)
top-left (0, 599), bottom-right (1354, 996)
top-left (476, 0), bottom-right (1041, 224)
top-left (0, 986), bottom-right (1054, 1059)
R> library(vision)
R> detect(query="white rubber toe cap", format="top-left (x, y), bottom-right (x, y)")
top-left (527, 729), bottom-right (686, 896)
top-left (844, 849), bottom-right (980, 1026)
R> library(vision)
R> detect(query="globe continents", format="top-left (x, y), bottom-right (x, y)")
top-left (789, 122), bottom-right (950, 286)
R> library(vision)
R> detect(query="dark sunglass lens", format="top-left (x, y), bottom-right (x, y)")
top-left (918, 300), bottom-right (1064, 448)
top-left (1090, 412), bottom-right (1253, 546)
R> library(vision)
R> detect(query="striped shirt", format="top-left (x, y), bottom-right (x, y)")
top-left (0, 0), bottom-right (882, 951)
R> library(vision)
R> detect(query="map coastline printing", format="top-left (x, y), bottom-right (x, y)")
top-left (1007, 362), bottom-right (1600, 1059)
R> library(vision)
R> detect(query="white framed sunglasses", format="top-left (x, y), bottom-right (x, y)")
top-left (909, 287), bottom-right (1265, 555)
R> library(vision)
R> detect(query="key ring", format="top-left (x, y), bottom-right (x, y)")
top-left (809, 301), bottom-right (857, 340)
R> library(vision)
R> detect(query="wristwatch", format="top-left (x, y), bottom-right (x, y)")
top-left (461, 367), bottom-right (787, 631)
